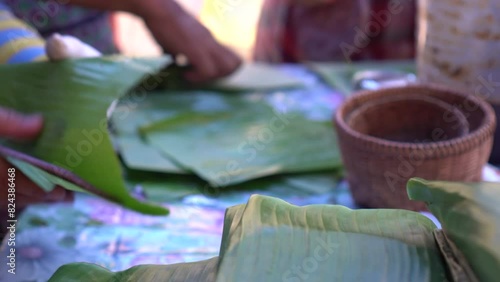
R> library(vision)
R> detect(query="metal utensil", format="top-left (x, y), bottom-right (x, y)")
top-left (352, 70), bottom-right (417, 91)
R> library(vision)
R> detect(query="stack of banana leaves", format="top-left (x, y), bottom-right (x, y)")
top-left (0, 56), bottom-right (352, 215)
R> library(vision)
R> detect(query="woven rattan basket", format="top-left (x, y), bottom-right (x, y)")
top-left (334, 84), bottom-right (496, 211)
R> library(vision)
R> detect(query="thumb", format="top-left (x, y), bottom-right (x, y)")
top-left (0, 107), bottom-right (43, 140)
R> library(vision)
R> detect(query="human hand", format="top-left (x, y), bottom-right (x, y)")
top-left (45, 33), bottom-right (102, 61)
top-left (0, 108), bottom-right (73, 222)
top-left (0, 107), bottom-right (44, 140)
top-left (0, 158), bottom-right (73, 210)
top-left (139, 0), bottom-right (242, 83)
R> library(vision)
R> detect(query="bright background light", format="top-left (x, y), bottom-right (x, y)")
top-left (113, 0), bottom-right (264, 61)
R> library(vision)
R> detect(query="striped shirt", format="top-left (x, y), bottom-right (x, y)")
top-left (0, 3), bottom-right (47, 63)
top-left (0, 0), bottom-right (116, 64)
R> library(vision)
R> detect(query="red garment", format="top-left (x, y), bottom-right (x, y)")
top-left (253, 0), bottom-right (416, 63)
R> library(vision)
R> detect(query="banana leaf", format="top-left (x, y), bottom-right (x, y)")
top-left (109, 91), bottom-right (188, 174)
top-left (217, 196), bottom-right (445, 281)
top-left (408, 178), bottom-right (500, 282)
top-left (218, 228), bottom-right (443, 282)
top-left (110, 90), bottom-right (265, 136)
top-left (124, 169), bottom-right (204, 202)
top-left (307, 60), bottom-right (415, 95)
top-left (153, 63), bottom-right (305, 92)
top-left (433, 230), bottom-right (479, 282)
top-left (48, 257), bottom-right (219, 282)
top-left (0, 56), bottom-right (171, 215)
top-left (7, 156), bottom-right (90, 195)
top-left (126, 168), bottom-right (339, 203)
top-left (218, 195), bottom-right (440, 258)
top-left (48, 195), bottom-right (448, 282)
top-left (116, 135), bottom-right (187, 174)
top-left (143, 113), bottom-right (340, 186)
top-left (120, 91), bottom-right (341, 186)
top-left (209, 63), bottom-right (305, 91)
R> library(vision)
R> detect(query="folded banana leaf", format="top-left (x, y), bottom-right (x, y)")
top-left (408, 178), bottom-right (500, 282)
top-left (218, 228), bottom-right (440, 282)
top-left (48, 194), bottom-right (449, 282)
top-left (0, 56), bottom-right (171, 215)
top-left (307, 60), bottom-right (415, 95)
top-left (111, 91), bottom-right (341, 186)
top-left (48, 257), bottom-right (219, 282)
top-left (48, 178), bottom-right (500, 281)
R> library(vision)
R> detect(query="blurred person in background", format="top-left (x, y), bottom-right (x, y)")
top-left (0, 0), bottom-right (241, 82)
top-left (0, 0), bottom-right (242, 234)
top-left (253, 0), bottom-right (416, 63)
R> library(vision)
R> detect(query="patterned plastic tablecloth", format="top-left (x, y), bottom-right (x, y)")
top-left (1, 65), bottom-right (499, 282)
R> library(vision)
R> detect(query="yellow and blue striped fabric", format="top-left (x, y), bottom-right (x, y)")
top-left (0, 3), bottom-right (47, 64)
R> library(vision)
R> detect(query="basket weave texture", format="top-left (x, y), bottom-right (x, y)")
top-left (334, 84), bottom-right (496, 211)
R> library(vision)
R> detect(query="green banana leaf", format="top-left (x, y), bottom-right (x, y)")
top-left (124, 169), bottom-right (205, 202)
top-left (307, 60), bottom-right (415, 95)
top-left (0, 56), bottom-right (170, 215)
top-left (109, 91), bottom-right (188, 174)
top-left (218, 195), bottom-right (440, 258)
top-left (218, 228), bottom-right (443, 282)
top-left (49, 195), bottom-right (448, 282)
top-left (122, 91), bottom-right (341, 186)
top-left (48, 257), bottom-right (219, 282)
top-left (154, 63), bottom-right (305, 92)
top-left (209, 63), bottom-right (305, 91)
top-left (433, 230), bottom-right (479, 282)
top-left (116, 135), bottom-right (187, 174)
top-left (7, 156), bottom-right (89, 195)
top-left (408, 178), bottom-right (500, 282)
top-left (143, 113), bottom-right (340, 186)
top-left (126, 168), bottom-right (339, 203)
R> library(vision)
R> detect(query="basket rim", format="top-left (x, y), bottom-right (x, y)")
top-left (334, 83), bottom-right (497, 154)
top-left (346, 93), bottom-right (470, 138)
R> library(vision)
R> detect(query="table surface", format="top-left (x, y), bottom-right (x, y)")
top-left (2, 65), bottom-right (500, 282)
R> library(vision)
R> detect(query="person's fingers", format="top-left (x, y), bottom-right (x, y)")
top-left (0, 158), bottom-right (73, 210)
top-left (214, 45), bottom-right (243, 78)
top-left (144, 5), bottom-right (241, 83)
top-left (183, 70), bottom-right (208, 84)
top-left (0, 107), bottom-right (43, 140)
top-left (14, 176), bottom-right (71, 203)
top-left (184, 45), bottom-right (241, 83)
top-left (43, 186), bottom-right (72, 203)
top-left (12, 194), bottom-right (43, 209)
top-left (0, 157), bottom-right (45, 198)
top-left (15, 174), bottom-right (48, 199)
top-left (2, 176), bottom-right (45, 210)
top-left (10, 187), bottom-right (72, 210)
top-left (183, 44), bottom-right (220, 83)
top-left (62, 188), bottom-right (74, 203)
